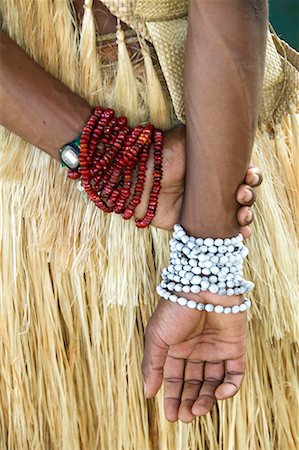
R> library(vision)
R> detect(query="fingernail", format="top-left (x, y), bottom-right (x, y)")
top-left (244, 188), bottom-right (253, 202)
top-left (246, 210), bottom-right (252, 223)
top-left (252, 173), bottom-right (259, 185)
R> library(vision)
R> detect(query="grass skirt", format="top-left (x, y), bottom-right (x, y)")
top-left (0, 1), bottom-right (298, 448)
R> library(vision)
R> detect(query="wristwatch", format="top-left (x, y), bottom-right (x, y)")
top-left (59, 133), bottom-right (82, 169)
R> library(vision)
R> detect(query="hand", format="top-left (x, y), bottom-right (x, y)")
top-left (142, 292), bottom-right (247, 422)
top-left (134, 125), bottom-right (263, 234)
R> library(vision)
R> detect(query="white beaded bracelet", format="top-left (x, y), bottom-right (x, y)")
top-left (156, 224), bottom-right (254, 313)
top-left (156, 285), bottom-right (251, 314)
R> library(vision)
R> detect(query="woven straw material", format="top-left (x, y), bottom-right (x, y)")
top-left (0, 1), bottom-right (298, 449)
top-left (103, 0), bottom-right (299, 124)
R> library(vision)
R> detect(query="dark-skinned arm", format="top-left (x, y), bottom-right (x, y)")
top-left (180, 0), bottom-right (268, 237)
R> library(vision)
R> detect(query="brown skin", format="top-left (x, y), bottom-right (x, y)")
top-left (142, 0), bottom-right (268, 423)
top-left (0, 1), bottom-right (265, 423)
top-left (0, 30), bottom-right (261, 233)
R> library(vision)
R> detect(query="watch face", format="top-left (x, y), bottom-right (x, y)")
top-left (61, 145), bottom-right (80, 169)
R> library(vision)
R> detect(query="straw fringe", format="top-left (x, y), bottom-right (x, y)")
top-left (0, 1), bottom-right (298, 449)
top-left (140, 39), bottom-right (172, 129)
top-left (114, 22), bottom-right (139, 125)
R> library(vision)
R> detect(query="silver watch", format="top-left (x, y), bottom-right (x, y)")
top-left (59, 135), bottom-right (81, 169)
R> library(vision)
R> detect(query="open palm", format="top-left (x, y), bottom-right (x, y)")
top-left (142, 293), bottom-right (247, 422)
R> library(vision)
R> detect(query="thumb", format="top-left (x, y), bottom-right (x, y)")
top-left (141, 325), bottom-right (169, 398)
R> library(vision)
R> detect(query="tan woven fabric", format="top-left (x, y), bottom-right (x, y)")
top-left (101, 0), bottom-right (299, 124)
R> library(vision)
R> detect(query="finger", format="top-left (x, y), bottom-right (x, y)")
top-left (163, 354), bottom-right (185, 422)
top-left (141, 325), bottom-right (169, 399)
top-left (191, 361), bottom-right (224, 417)
top-left (240, 226), bottom-right (251, 240)
top-left (236, 185), bottom-right (256, 206)
top-left (214, 354), bottom-right (246, 400)
top-left (237, 207), bottom-right (254, 227)
top-left (245, 167), bottom-right (263, 187)
top-left (178, 360), bottom-right (204, 423)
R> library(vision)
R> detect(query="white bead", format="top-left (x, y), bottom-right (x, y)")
top-left (178, 297), bottom-right (188, 306)
top-left (222, 267), bottom-right (230, 274)
top-left (231, 237), bottom-right (237, 245)
top-left (185, 272), bottom-right (194, 281)
top-left (175, 258), bottom-right (181, 265)
top-left (192, 267), bottom-right (201, 275)
top-left (169, 294), bottom-right (177, 302)
top-left (218, 245), bottom-right (227, 254)
top-left (197, 303), bottom-right (206, 311)
top-left (204, 260), bottom-right (213, 269)
top-left (174, 224), bottom-right (183, 232)
top-left (218, 282), bottom-right (226, 288)
top-left (175, 230), bottom-right (185, 239)
top-left (244, 299), bottom-right (251, 309)
top-left (226, 281), bottom-right (235, 288)
top-left (205, 303), bottom-right (214, 312)
top-left (234, 288), bottom-right (241, 295)
top-left (195, 238), bottom-right (204, 246)
top-left (189, 252), bottom-right (197, 259)
top-left (179, 270), bottom-right (186, 277)
top-left (209, 284), bottom-right (219, 294)
top-left (224, 238), bottom-right (231, 245)
top-left (239, 303), bottom-right (247, 312)
top-left (167, 282), bottom-right (175, 290)
top-left (187, 300), bottom-right (197, 309)
top-left (199, 245), bottom-right (208, 253)
top-left (190, 285), bottom-right (200, 293)
top-left (214, 305), bottom-right (224, 313)
top-left (209, 246), bottom-right (218, 253)
top-left (182, 285), bottom-right (191, 293)
top-left (223, 307), bottom-right (232, 314)
top-left (176, 242), bottom-right (184, 251)
top-left (227, 289), bottom-right (234, 296)
top-left (187, 241), bottom-right (195, 249)
top-left (184, 265), bottom-right (191, 271)
top-left (202, 268), bottom-right (211, 276)
top-left (246, 281), bottom-right (255, 291)
top-left (227, 245), bottom-right (235, 253)
top-left (191, 275), bottom-right (201, 285)
top-left (181, 235), bottom-right (189, 244)
top-left (201, 280), bottom-right (210, 290)
top-left (218, 288), bottom-right (227, 295)
top-left (168, 265), bottom-right (174, 273)
top-left (180, 278), bottom-right (189, 285)
top-left (226, 273), bottom-right (234, 280)
top-left (232, 305), bottom-right (240, 313)
top-left (219, 256), bottom-right (229, 265)
top-left (211, 256), bottom-right (219, 264)
top-left (210, 266), bottom-right (220, 275)
top-left (174, 264), bottom-right (183, 271)
top-left (182, 247), bottom-right (191, 255)
top-left (173, 275), bottom-right (180, 282)
top-left (174, 284), bottom-right (183, 292)
top-left (215, 238), bottom-right (223, 246)
top-left (201, 276), bottom-right (209, 282)
top-left (209, 275), bottom-right (218, 283)
top-left (204, 238), bottom-right (214, 247)
top-left (189, 259), bottom-right (198, 267)
top-left (181, 258), bottom-right (188, 265)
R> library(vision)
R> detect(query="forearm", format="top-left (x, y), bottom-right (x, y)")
top-left (0, 30), bottom-right (92, 161)
top-left (181, 0), bottom-right (268, 237)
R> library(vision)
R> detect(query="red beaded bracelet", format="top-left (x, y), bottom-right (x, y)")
top-left (65, 106), bottom-right (164, 228)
